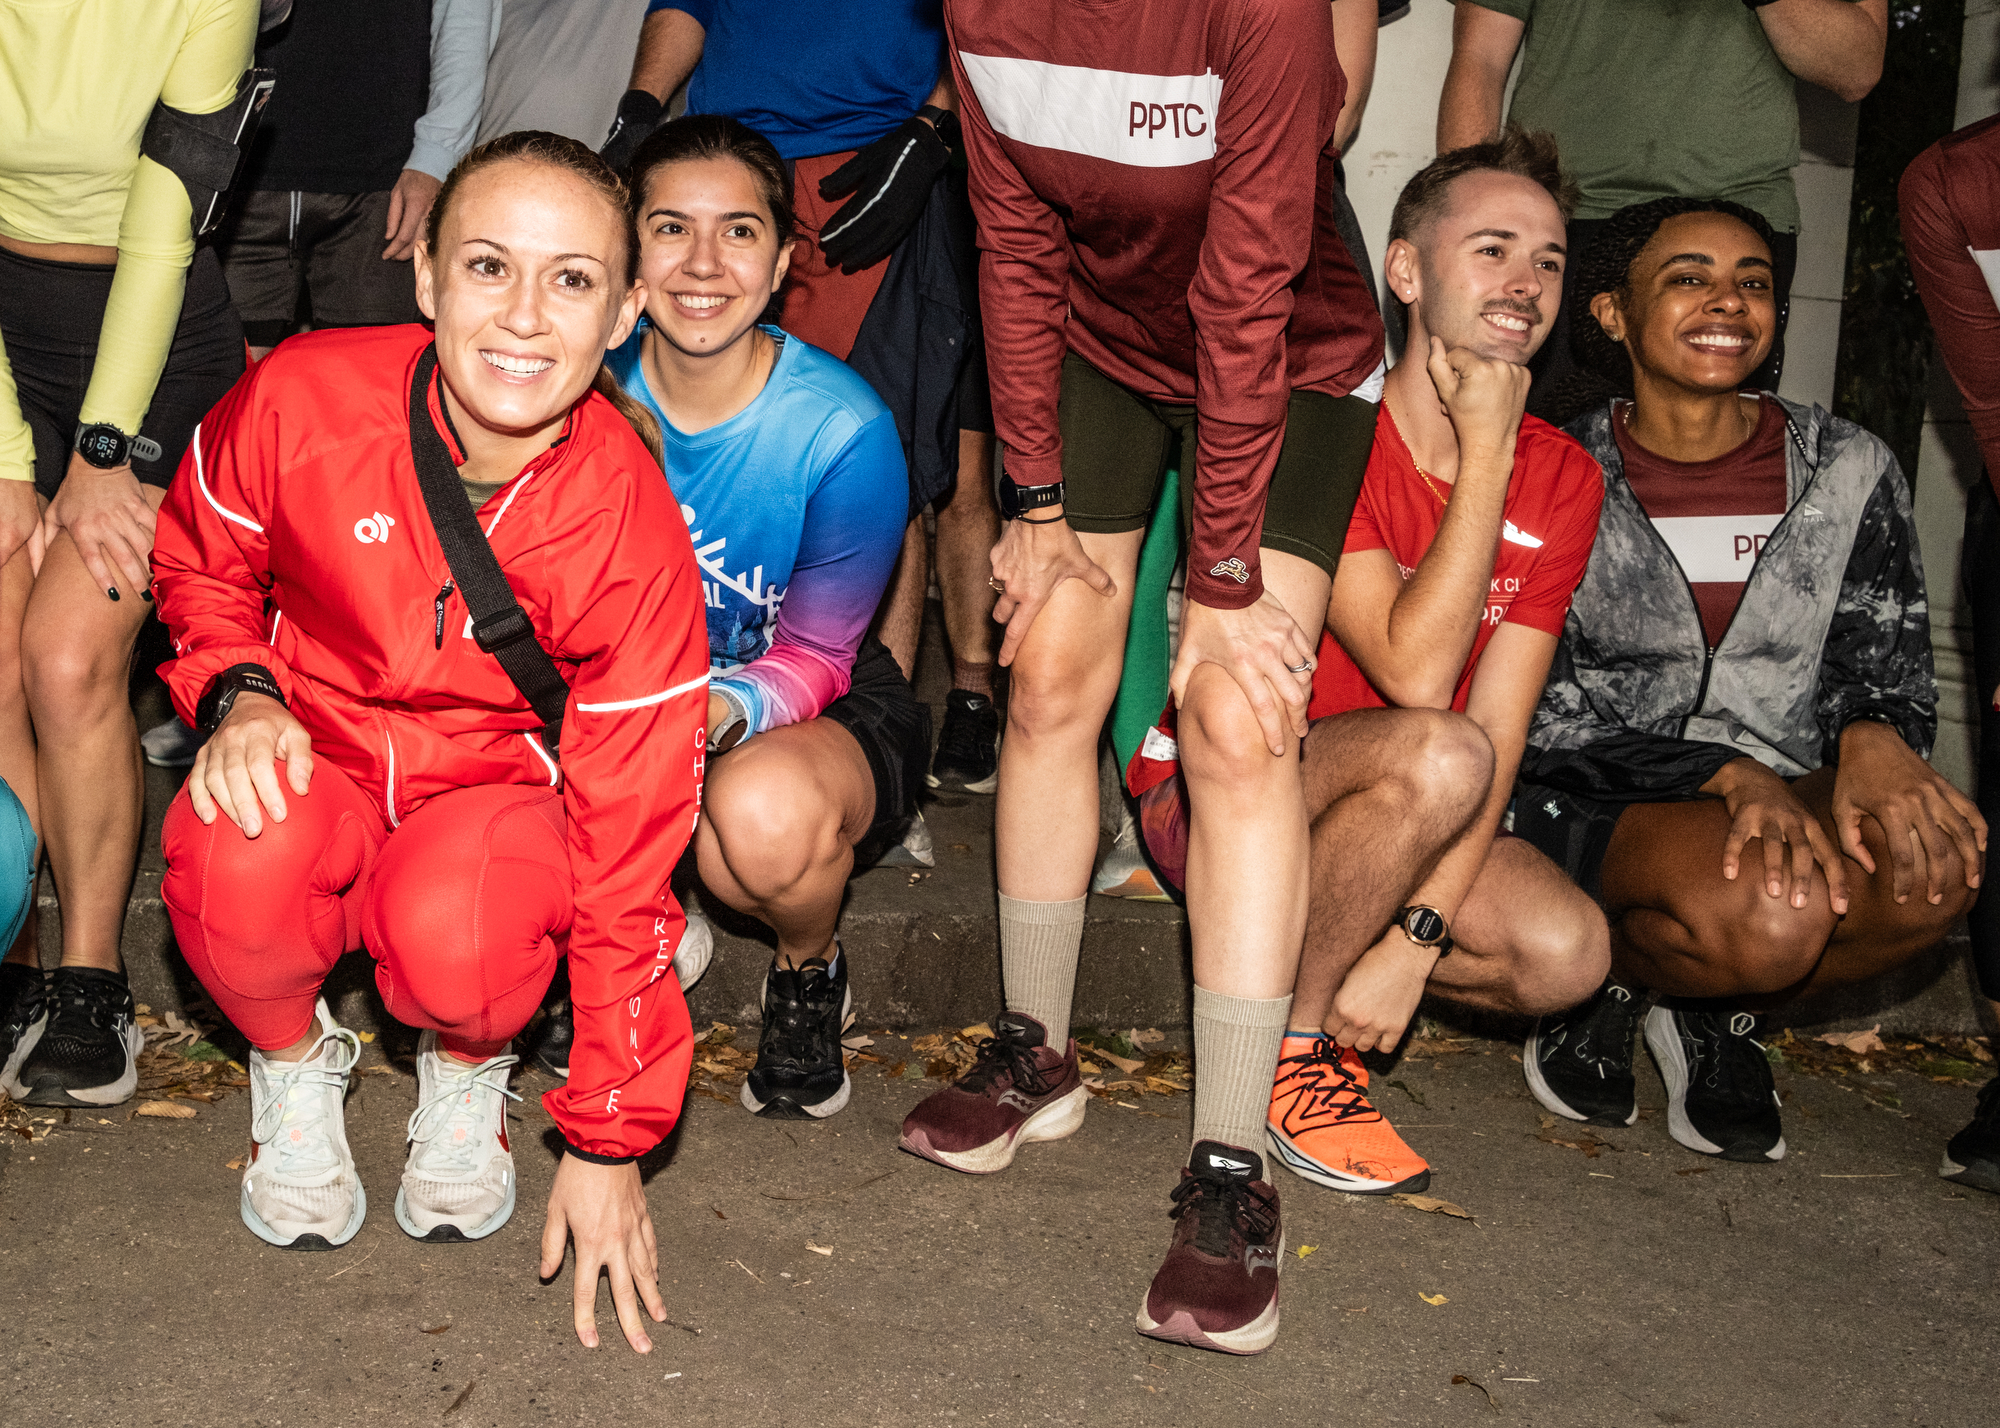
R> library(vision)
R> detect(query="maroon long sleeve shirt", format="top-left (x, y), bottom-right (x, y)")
top-left (945, 0), bottom-right (1385, 608)
top-left (1903, 114), bottom-right (2000, 479)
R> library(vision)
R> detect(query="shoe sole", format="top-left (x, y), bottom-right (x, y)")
top-left (741, 1072), bottom-right (852, 1120)
top-left (393, 1177), bottom-right (517, 1242)
top-left (0, 1014), bottom-right (47, 1098)
top-left (1265, 1125), bottom-right (1430, 1196)
top-left (241, 1180), bottom-right (368, 1251)
top-left (1939, 1151), bottom-right (2000, 1195)
top-left (15, 1021), bottom-right (144, 1106)
top-left (1643, 1009), bottom-right (1785, 1162)
top-left (926, 768), bottom-right (999, 795)
top-left (141, 752), bottom-right (199, 769)
top-left (899, 1083), bottom-right (1089, 1174)
top-left (1134, 1234), bottom-right (1285, 1356)
top-left (1091, 869), bottom-right (1173, 902)
top-left (1522, 1027), bottom-right (1639, 1128)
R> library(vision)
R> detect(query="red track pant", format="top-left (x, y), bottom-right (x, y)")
top-left (162, 762), bottom-right (570, 1059)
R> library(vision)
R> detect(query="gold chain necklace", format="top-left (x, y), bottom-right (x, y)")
top-left (1383, 403), bottom-right (1450, 506)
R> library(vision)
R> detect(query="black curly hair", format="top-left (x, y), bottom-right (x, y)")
top-left (1538, 196), bottom-right (1779, 428)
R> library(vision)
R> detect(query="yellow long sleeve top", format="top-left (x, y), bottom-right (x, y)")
top-left (0, 0), bottom-right (257, 484)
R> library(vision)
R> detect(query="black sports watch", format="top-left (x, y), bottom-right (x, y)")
top-left (916, 103), bottom-right (961, 149)
top-left (195, 663), bottom-right (287, 735)
top-left (1397, 905), bottom-right (1454, 956)
top-left (998, 473), bottom-right (1065, 521)
top-left (74, 423), bottom-right (164, 470)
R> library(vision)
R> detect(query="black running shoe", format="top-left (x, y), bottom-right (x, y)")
top-left (1644, 1005), bottom-right (1785, 1162)
top-left (1941, 1075), bottom-right (2000, 1195)
top-left (524, 997), bottom-right (573, 1080)
top-left (740, 948), bottom-right (851, 1120)
top-left (12, 966), bottom-right (143, 1107)
top-left (0, 961), bottom-right (47, 1097)
top-left (1523, 980), bottom-right (1642, 1127)
top-left (927, 689), bottom-right (999, 794)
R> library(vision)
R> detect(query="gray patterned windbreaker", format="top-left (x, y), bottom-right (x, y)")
top-left (1519, 395), bottom-right (1935, 802)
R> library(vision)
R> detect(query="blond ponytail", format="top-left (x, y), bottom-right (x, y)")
top-left (593, 364), bottom-right (664, 470)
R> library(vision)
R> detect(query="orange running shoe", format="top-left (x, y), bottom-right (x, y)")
top-left (1266, 1033), bottom-right (1430, 1194)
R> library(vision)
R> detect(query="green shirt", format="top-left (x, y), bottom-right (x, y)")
top-left (1468, 0), bottom-right (1814, 231)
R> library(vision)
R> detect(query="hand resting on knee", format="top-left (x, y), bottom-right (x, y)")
top-left (186, 691), bottom-right (316, 838)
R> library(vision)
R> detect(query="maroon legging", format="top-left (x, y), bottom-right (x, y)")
top-left (162, 763), bottom-right (571, 1059)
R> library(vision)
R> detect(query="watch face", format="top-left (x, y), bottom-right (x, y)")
top-left (77, 426), bottom-right (124, 468)
top-left (1404, 906), bottom-right (1447, 945)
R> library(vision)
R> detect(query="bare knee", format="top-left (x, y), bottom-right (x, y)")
top-left (21, 620), bottom-right (125, 724)
top-left (1507, 905), bottom-right (1611, 1015)
top-left (1707, 892), bottom-right (1830, 995)
top-left (1400, 712), bottom-right (1493, 822)
top-left (1178, 664), bottom-right (1286, 787)
top-left (702, 760), bottom-right (846, 899)
top-left (1006, 647), bottom-right (1115, 747)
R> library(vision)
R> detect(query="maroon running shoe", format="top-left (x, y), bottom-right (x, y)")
top-left (898, 1012), bottom-right (1087, 1174)
top-left (1136, 1141), bottom-right (1284, 1355)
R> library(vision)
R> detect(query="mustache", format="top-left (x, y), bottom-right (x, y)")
top-left (1483, 298), bottom-right (1544, 323)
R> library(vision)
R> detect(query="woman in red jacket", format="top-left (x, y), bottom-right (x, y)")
top-left (152, 132), bottom-right (708, 1356)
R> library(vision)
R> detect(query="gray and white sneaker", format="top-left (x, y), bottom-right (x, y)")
top-left (140, 715), bottom-right (204, 769)
top-left (395, 1032), bottom-right (522, 1242)
top-left (242, 999), bottom-right (366, 1250)
top-left (872, 810), bottom-right (936, 869)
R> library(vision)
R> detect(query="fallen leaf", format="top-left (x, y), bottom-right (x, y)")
top-left (420, 1321), bottom-right (452, 1335)
top-left (225, 1156), bottom-right (246, 1170)
top-left (1296, 1245), bottom-right (1317, 1259)
top-left (1420, 1292), bottom-right (1449, 1306)
top-left (911, 1034), bottom-right (947, 1055)
top-left (359, 1065), bottom-right (397, 1077)
top-left (959, 1023), bottom-right (993, 1042)
top-left (839, 1034), bottom-right (875, 1052)
top-left (711, 1207), bottom-right (727, 1220)
top-left (732, 1259), bottom-right (764, 1283)
top-left (1077, 1058), bottom-right (1104, 1075)
top-left (1819, 1024), bottom-right (1886, 1055)
top-left (1451, 1375), bottom-right (1498, 1412)
top-left (806, 1242), bottom-right (834, 1256)
top-left (1127, 1027), bottom-right (1166, 1050)
top-left (1143, 1076), bottom-right (1188, 1096)
top-left (442, 1378), bottom-right (477, 1417)
top-left (354, 1031), bottom-right (375, 1043)
top-left (1391, 1193), bottom-right (1475, 1222)
top-left (135, 1101), bottom-right (196, 1119)
top-left (1091, 1047), bottom-right (1146, 1074)
top-left (885, 1060), bottom-right (908, 1078)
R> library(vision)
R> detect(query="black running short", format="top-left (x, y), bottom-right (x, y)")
top-left (1511, 782), bottom-right (1633, 904)
top-left (0, 244), bottom-right (244, 497)
top-left (214, 189), bottom-right (424, 349)
top-left (1053, 352), bottom-right (1377, 581)
top-left (822, 637), bottom-right (932, 856)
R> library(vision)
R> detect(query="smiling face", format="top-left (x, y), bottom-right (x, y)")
top-left (1389, 169), bottom-right (1566, 364)
top-left (414, 158), bottom-right (642, 458)
top-left (1592, 210), bottom-right (1775, 394)
top-left (635, 155), bottom-right (793, 359)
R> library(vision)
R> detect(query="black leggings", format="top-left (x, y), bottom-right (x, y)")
top-left (1964, 475), bottom-right (2000, 999)
top-left (0, 244), bottom-right (243, 497)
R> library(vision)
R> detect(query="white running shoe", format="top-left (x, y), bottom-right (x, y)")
top-left (241, 999), bottom-right (366, 1250)
top-left (140, 715), bottom-right (204, 769)
top-left (676, 908), bottom-right (715, 992)
top-left (395, 1032), bottom-right (522, 1242)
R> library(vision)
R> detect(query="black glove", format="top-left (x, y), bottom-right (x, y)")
top-left (601, 89), bottom-right (665, 175)
top-left (815, 113), bottom-right (953, 273)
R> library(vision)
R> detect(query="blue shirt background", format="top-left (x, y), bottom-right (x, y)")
top-left (646, 0), bottom-right (944, 160)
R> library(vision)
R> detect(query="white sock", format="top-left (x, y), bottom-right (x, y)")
top-left (1191, 985), bottom-right (1293, 1161)
top-left (998, 893), bottom-right (1085, 1044)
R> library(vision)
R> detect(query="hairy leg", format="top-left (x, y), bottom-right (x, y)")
top-left (933, 431), bottom-right (1000, 691)
top-left (994, 530), bottom-right (1143, 899)
top-left (20, 495), bottom-right (162, 972)
top-left (1434, 836), bottom-right (1610, 1015)
top-left (872, 520), bottom-right (927, 682)
top-left (1601, 767), bottom-right (1973, 1001)
top-left (1178, 549), bottom-right (1330, 1000)
top-left (695, 717), bottom-right (876, 967)
top-left (1288, 707), bottom-right (1492, 1027)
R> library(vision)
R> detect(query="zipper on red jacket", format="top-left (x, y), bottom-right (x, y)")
top-left (433, 580), bottom-right (454, 650)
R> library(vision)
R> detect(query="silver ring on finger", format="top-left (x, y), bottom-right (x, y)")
top-left (1287, 659), bottom-right (1314, 675)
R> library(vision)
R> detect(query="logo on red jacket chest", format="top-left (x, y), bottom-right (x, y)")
top-left (353, 512), bottom-right (397, 545)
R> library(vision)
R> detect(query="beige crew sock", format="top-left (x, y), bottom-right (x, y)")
top-left (1191, 985), bottom-right (1294, 1162)
top-left (998, 892), bottom-right (1086, 1046)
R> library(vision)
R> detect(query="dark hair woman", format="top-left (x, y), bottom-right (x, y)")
top-left (1513, 197), bottom-right (1984, 1171)
top-left (153, 132), bottom-right (709, 1355)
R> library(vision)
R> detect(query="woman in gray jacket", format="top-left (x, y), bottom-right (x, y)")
top-left (1515, 197), bottom-right (1985, 1174)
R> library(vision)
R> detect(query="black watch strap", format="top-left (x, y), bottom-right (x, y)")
top-left (917, 103), bottom-right (960, 147)
top-left (195, 663), bottom-right (286, 734)
top-left (998, 473), bottom-right (1065, 520)
top-left (1398, 905), bottom-right (1454, 956)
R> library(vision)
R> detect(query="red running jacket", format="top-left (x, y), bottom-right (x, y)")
top-left (152, 325), bottom-right (710, 1163)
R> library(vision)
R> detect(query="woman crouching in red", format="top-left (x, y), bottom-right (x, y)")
top-left (153, 132), bottom-right (708, 1354)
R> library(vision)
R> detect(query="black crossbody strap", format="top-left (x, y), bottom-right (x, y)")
top-left (407, 347), bottom-right (570, 762)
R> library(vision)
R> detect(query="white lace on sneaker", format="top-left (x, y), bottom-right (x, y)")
top-left (395, 1032), bottom-right (522, 1242)
top-left (242, 999), bottom-right (365, 1249)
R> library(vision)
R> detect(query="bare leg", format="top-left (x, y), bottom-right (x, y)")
top-left (19, 493), bottom-right (162, 973)
top-left (0, 536), bottom-right (41, 969)
top-left (1178, 550), bottom-right (1329, 1000)
top-left (932, 430), bottom-right (1000, 694)
top-left (1287, 707), bottom-right (1492, 1028)
top-left (872, 520), bottom-right (927, 682)
top-left (994, 530), bottom-right (1143, 900)
top-left (1600, 766), bottom-right (1974, 1001)
top-left (1433, 837), bottom-right (1610, 1015)
top-left (695, 718), bottom-right (876, 967)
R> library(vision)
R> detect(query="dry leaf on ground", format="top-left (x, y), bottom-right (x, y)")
top-left (1820, 1025), bottom-right (1887, 1055)
top-left (1419, 1293), bottom-right (1449, 1306)
top-left (1391, 1193), bottom-right (1475, 1222)
top-left (1090, 1047), bottom-right (1145, 1074)
top-left (135, 1101), bottom-right (196, 1119)
top-left (959, 1023), bottom-right (993, 1042)
top-left (1296, 1245), bottom-right (1317, 1259)
top-left (839, 1034), bottom-right (874, 1052)
top-left (1126, 1027), bottom-right (1166, 1050)
top-left (806, 1243), bottom-right (834, 1256)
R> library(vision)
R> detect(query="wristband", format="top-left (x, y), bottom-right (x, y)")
top-left (195, 663), bottom-right (286, 735)
top-left (1015, 510), bottom-right (1066, 525)
top-left (916, 103), bottom-right (961, 149)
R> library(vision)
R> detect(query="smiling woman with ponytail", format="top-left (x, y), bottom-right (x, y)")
top-left (150, 131), bottom-right (709, 1355)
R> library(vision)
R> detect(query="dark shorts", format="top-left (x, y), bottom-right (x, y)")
top-left (215, 189), bottom-right (423, 348)
top-left (0, 244), bottom-right (245, 497)
top-left (821, 637), bottom-right (932, 857)
top-left (1510, 782), bottom-right (1632, 904)
top-left (1054, 352), bottom-right (1377, 580)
